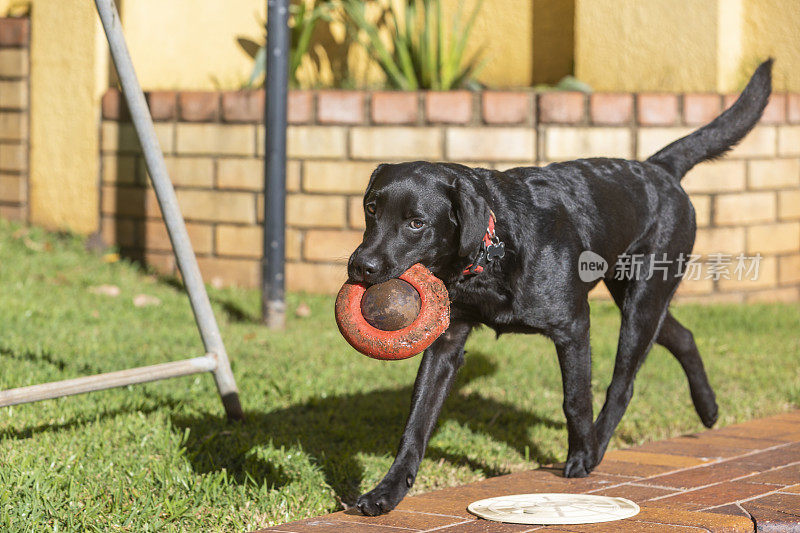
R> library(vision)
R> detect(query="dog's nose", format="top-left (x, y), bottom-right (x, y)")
top-left (349, 255), bottom-right (381, 281)
top-left (357, 257), bottom-right (380, 277)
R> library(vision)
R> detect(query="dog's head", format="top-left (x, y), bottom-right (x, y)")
top-left (347, 162), bottom-right (491, 284)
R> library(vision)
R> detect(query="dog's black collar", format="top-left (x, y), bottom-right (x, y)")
top-left (462, 210), bottom-right (505, 276)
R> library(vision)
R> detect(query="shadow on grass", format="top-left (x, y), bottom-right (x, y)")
top-left (0, 344), bottom-right (97, 376)
top-left (0, 344), bottom-right (183, 440)
top-left (0, 399), bottom-right (183, 441)
top-left (151, 272), bottom-right (260, 324)
top-left (171, 353), bottom-right (564, 505)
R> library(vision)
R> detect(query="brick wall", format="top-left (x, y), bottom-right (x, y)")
top-left (99, 87), bottom-right (800, 302)
top-left (0, 18), bottom-right (29, 221)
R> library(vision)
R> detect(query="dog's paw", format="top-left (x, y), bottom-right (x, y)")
top-left (356, 481), bottom-right (407, 516)
top-left (564, 451), bottom-right (595, 478)
top-left (698, 400), bottom-right (718, 428)
top-left (693, 393), bottom-right (718, 428)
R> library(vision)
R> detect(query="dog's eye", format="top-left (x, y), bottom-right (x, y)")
top-left (365, 204), bottom-right (376, 215)
top-left (409, 219), bottom-right (424, 229)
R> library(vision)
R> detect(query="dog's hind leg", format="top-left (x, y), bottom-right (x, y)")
top-left (606, 277), bottom-right (719, 429)
top-left (593, 275), bottom-right (677, 462)
top-left (656, 312), bottom-right (718, 427)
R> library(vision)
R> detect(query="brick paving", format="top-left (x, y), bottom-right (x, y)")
top-left (256, 410), bottom-right (800, 532)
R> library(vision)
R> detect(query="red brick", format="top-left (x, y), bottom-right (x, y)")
top-left (539, 91), bottom-right (585, 123)
top-left (635, 434), bottom-right (782, 459)
top-left (768, 412), bottom-right (800, 422)
top-left (592, 460), bottom-right (673, 478)
top-left (371, 92), bottom-right (418, 124)
top-left (784, 484), bottom-right (800, 494)
top-left (482, 91), bottom-right (531, 125)
top-left (222, 90), bottom-right (264, 122)
top-left (590, 93), bottom-right (633, 125)
top-left (146, 91), bottom-right (177, 121)
top-left (288, 90), bottom-right (313, 124)
top-left (715, 420), bottom-right (800, 440)
top-left (413, 521), bottom-right (528, 532)
top-left (632, 507), bottom-right (756, 531)
top-left (731, 443), bottom-right (800, 469)
top-left (768, 412), bottom-right (800, 424)
top-left (744, 464), bottom-right (800, 486)
top-left (178, 92), bottom-right (220, 122)
top-left (425, 91), bottom-right (473, 124)
top-left (603, 450), bottom-right (709, 469)
top-left (761, 93), bottom-right (787, 124)
top-left (394, 494), bottom-right (476, 519)
top-left (529, 521), bottom-right (695, 532)
top-left (638, 94), bottom-right (679, 125)
top-left (0, 18), bottom-right (29, 46)
top-left (788, 94), bottom-right (800, 124)
top-left (683, 94), bottom-right (722, 125)
top-left (591, 484), bottom-right (678, 502)
top-left (702, 503), bottom-right (752, 518)
top-left (426, 468), bottom-right (619, 500)
top-left (102, 89), bottom-right (128, 120)
top-left (641, 461), bottom-right (760, 490)
top-left (317, 90), bottom-right (364, 124)
top-left (741, 493), bottom-right (800, 530)
top-left (654, 480), bottom-right (777, 508)
top-left (328, 509), bottom-right (465, 530)
top-left (256, 517), bottom-right (428, 532)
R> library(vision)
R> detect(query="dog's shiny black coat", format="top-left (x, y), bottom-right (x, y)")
top-left (347, 60), bottom-right (773, 516)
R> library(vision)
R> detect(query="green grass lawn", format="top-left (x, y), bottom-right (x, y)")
top-left (0, 219), bottom-right (798, 532)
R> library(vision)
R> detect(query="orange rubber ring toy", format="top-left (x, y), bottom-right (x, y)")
top-left (335, 263), bottom-right (450, 360)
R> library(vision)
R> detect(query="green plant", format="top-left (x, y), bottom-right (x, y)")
top-left (341, 0), bottom-right (485, 90)
top-left (246, 0), bottom-right (332, 89)
top-left (532, 75), bottom-right (593, 93)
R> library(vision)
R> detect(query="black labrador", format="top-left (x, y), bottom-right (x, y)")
top-left (346, 60), bottom-right (773, 516)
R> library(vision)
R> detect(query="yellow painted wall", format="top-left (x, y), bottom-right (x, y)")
top-left (575, 0), bottom-right (799, 93)
top-left (0, 0), bottom-right (28, 16)
top-left (460, 0), bottom-right (575, 87)
top-left (575, 0), bottom-right (725, 92)
top-left (444, 0), bottom-right (534, 87)
top-left (103, 0), bottom-right (800, 92)
top-left (28, 0), bottom-right (106, 233)
top-left (118, 0), bottom-right (265, 90)
top-left (743, 0), bottom-right (800, 92)
top-left (117, 0), bottom-right (548, 90)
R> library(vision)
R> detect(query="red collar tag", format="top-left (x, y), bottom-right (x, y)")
top-left (462, 210), bottom-right (505, 276)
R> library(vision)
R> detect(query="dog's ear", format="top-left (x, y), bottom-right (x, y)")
top-left (364, 164), bottom-right (386, 199)
top-left (452, 175), bottom-right (490, 258)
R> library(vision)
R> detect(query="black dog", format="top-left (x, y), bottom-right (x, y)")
top-left (347, 60), bottom-right (772, 516)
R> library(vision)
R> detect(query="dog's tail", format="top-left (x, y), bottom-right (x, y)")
top-left (647, 59), bottom-right (773, 179)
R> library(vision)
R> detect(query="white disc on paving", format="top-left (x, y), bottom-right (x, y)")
top-left (467, 493), bottom-right (640, 525)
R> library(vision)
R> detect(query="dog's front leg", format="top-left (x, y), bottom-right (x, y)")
top-left (356, 320), bottom-right (472, 516)
top-left (554, 307), bottom-right (597, 478)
